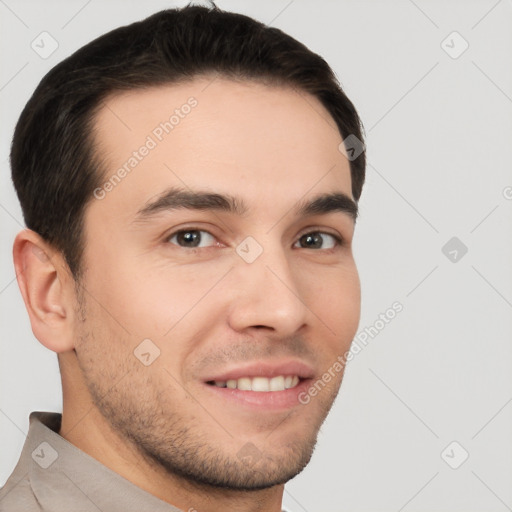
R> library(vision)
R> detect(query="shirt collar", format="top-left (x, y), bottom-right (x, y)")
top-left (23, 411), bottom-right (183, 512)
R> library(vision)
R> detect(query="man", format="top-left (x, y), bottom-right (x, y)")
top-left (1, 3), bottom-right (365, 511)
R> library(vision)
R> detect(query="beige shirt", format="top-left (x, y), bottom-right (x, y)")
top-left (0, 411), bottom-right (290, 512)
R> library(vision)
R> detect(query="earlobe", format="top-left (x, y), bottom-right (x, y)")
top-left (13, 229), bottom-right (76, 353)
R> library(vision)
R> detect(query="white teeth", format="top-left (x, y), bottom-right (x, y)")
top-left (252, 377), bottom-right (270, 392)
top-left (237, 377), bottom-right (252, 391)
top-left (269, 376), bottom-right (285, 391)
top-left (211, 375), bottom-right (301, 392)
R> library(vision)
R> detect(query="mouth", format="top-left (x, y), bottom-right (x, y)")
top-left (202, 361), bottom-right (314, 410)
top-left (206, 375), bottom-right (301, 391)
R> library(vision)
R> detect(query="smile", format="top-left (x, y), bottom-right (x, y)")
top-left (207, 375), bottom-right (300, 392)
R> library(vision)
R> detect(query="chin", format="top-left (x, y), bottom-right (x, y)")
top-left (143, 431), bottom-right (319, 491)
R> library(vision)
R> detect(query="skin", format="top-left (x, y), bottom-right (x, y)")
top-left (14, 76), bottom-right (361, 512)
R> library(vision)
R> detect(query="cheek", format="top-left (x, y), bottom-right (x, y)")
top-left (85, 255), bottom-right (230, 344)
top-left (302, 263), bottom-right (361, 346)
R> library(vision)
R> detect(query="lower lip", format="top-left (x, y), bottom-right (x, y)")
top-left (203, 378), bottom-right (313, 410)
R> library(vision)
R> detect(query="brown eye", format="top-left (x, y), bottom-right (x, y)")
top-left (167, 229), bottom-right (216, 249)
top-left (295, 232), bottom-right (341, 250)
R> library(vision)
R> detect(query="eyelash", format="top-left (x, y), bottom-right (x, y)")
top-left (164, 227), bottom-right (344, 252)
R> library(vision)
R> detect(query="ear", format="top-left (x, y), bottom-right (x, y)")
top-left (13, 229), bottom-right (77, 353)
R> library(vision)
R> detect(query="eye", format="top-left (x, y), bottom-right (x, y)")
top-left (294, 231), bottom-right (342, 250)
top-left (165, 228), bottom-right (342, 251)
top-left (166, 229), bottom-right (218, 249)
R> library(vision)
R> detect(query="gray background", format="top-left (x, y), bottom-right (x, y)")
top-left (1, 1), bottom-right (511, 511)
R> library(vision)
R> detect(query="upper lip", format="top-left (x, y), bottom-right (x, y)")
top-left (203, 360), bottom-right (315, 382)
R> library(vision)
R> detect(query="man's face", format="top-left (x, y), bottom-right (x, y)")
top-left (73, 77), bottom-right (360, 489)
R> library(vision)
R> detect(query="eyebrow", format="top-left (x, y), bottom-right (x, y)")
top-left (134, 187), bottom-right (358, 222)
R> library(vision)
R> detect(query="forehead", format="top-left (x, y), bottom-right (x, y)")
top-left (90, 77), bottom-right (352, 222)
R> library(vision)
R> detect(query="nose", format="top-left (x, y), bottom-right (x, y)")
top-left (227, 242), bottom-right (309, 336)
